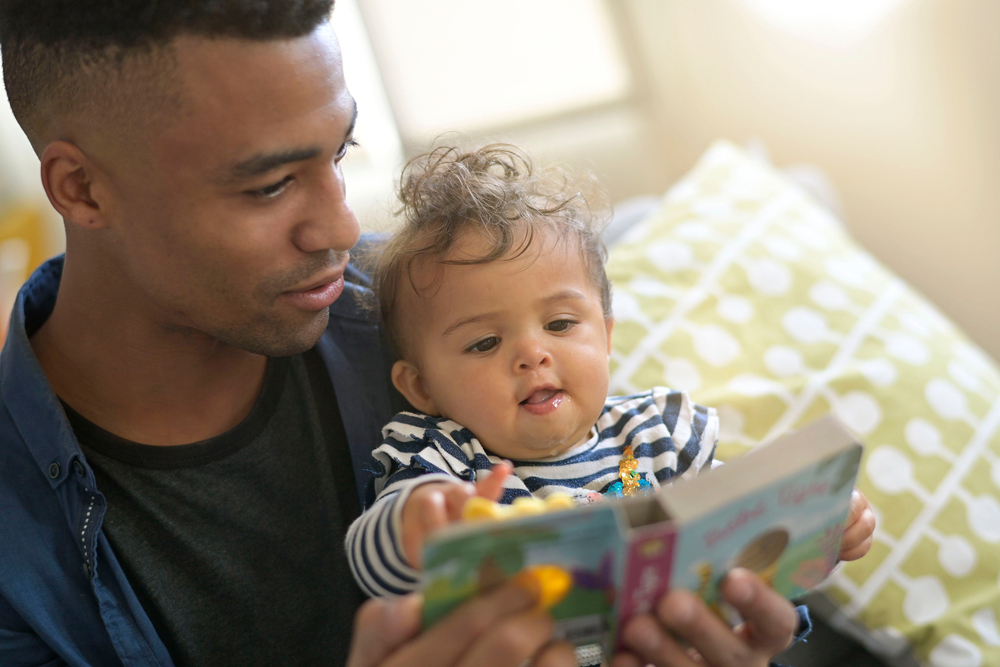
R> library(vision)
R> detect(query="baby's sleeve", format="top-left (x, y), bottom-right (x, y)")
top-left (655, 387), bottom-right (719, 481)
top-left (345, 487), bottom-right (418, 597)
top-left (345, 413), bottom-right (470, 597)
top-left (345, 474), bottom-right (458, 597)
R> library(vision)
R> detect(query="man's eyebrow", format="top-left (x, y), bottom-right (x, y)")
top-left (345, 98), bottom-right (359, 140)
top-left (230, 147), bottom-right (323, 180)
top-left (227, 98), bottom-right (359, 180)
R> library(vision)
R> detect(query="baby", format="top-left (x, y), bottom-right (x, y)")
top-left (345, 144), bottom-right (874, 598)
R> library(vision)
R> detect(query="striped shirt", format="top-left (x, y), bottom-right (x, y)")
top-left (345, 387), bottom-right (718, 597)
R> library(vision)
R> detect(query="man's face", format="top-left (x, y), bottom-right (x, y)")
top-left (96, 24), bottom-right (360, 356)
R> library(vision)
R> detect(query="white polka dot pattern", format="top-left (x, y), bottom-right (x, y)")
top-left (606, 141), bottom-right (1000, 667)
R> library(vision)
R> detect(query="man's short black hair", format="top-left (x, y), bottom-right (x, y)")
top-left (0, 0), bottom-right (335, 48)
top-left (0, 0), bottom-right (335, 150)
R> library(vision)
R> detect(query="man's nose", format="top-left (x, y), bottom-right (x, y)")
top-left (292, 161), bottom-right (361, 254)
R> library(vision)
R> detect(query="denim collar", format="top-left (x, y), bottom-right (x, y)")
top-left (0, 255), bottom-right (82, 489)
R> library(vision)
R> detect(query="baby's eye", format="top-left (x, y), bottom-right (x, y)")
top-left (467, 336), bottom-right (500, 354)
top-left (546, 319), bottom-right (578, 333)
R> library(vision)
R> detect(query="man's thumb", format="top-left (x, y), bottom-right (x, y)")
top-left (346, 594), bottom-right (423, 667)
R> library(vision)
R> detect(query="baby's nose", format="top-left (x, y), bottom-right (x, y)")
top-left (516, 340), bottom-right (552, 370)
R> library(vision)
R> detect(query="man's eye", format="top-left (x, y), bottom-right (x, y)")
top-left (466, 336), bottom-right (499, 354)
top-left (248, 175), bottom-right (294, 199)
top-left (336, 139), bottom-right (360, 160)
top-left (546, 319), bottom-right (577, 333)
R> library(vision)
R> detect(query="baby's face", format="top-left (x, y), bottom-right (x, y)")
top-left (394, 230), bottom-right (613, 460)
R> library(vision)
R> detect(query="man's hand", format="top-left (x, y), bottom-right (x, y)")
top-left (612, 568), bottom-right (798, 667)
top-left (839, 488), bottom-right (875, 561)
top-left (401, 462), bottom-right (513, 568)
top-left (346, 579), bottom-right (575, 667)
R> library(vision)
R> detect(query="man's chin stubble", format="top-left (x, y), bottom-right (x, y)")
top-left (216, 308), bottom-right (331, 358)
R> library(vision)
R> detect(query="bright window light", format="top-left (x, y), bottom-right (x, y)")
top-left (359, 0), bottom-right (631, 143)
top-left (331, 0), bottom-right (404, 225)
top-left (740, 0), bottom-right (909, 47)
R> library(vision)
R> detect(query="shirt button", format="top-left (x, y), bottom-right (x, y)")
top-left (73, 460), bottom-right (85, 476)
top-left (48, 462), bottom-right (61, 479)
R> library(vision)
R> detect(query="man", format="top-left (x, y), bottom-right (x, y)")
top-left (0, 1), bottom-right (801, 665)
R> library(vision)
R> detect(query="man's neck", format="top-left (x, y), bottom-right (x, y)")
top-left (31, 261), bottom-right (269, 447)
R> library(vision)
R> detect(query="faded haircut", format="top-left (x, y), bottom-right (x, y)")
top-left (371, 143), bottom-right (612, 360)
top-left (0, 0), bottom-right (335, 151)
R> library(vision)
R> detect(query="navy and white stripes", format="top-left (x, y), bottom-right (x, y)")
top-left (345, 387), bottom-right (718, 597)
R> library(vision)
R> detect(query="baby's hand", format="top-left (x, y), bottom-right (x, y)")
top-left (400, 462), bottom-right (513, 569)
top-left (839, 488), bottom-right (876, 561)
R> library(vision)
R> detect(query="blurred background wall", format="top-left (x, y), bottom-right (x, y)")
top-left (1, 0), bottom-right (997, 360)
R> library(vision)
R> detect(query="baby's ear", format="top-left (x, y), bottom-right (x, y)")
top-left (391, 360), bottom-right (439, 415)
top-left (605, 317), bottom-right (615, 355)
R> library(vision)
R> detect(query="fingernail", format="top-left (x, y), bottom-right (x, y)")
top-left (513, 565), bottom-right (573, 611)
top-left (727, 568), bottom-right (754, 604)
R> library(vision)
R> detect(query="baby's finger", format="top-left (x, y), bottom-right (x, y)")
top-left (839, 507), bottom-right (876, 555)
top-left (476, 461), bottom-right (514, 501)
top-left (403, 491), bottom-right (449, 567)
top-left (441, 483), bottom-right (476, 520)
top-left (845, 489), bottom-right (869, 525)
top-left (840, 534), bottom-right (874, 561)
top-left (420, 491), bottom-right (451, 532)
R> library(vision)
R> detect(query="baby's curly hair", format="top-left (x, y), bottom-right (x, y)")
top-left (372, 143), bottom-right (612, 359)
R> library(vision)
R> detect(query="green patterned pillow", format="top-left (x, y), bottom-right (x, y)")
top-left (606, 141), bottom-right (1000, 667)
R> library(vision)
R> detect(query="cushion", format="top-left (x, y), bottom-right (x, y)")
top-left (605, 141), bottom-right (1000, 667)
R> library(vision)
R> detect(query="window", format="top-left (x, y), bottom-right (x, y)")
top-left (356, 0), bottom-right (632, 146)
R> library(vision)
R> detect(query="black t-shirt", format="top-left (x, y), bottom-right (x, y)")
top-left (68, 349), bottom-right (364, 667)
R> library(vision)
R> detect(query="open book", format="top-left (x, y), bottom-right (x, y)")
top-left (421, 415), bottom-right (863, 654)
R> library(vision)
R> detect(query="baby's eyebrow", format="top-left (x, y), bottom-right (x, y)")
top-left (441, 312), bottom-right (501, 338)
top-left (542, 289), bottom-right (588, 304)
top-left (440, 290), bottom-right (589, 337)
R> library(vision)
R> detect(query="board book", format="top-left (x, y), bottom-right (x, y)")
top-left (421, 415), bottom-right (863, 655)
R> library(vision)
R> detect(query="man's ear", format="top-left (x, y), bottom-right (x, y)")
top-left (391, 360), bottom-right (440, 416)
top-left (605, 317), bottom-right (615, 355)
top-left (39, 140), bottom-right (111, 230)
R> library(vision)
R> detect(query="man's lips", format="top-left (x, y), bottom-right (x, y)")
top-left (281, 272), bottom-right (346, 312)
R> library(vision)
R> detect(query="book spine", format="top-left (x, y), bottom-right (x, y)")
top-left (616, 524), bottom-right (678, 650)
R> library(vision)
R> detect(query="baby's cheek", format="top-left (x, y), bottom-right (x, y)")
top-left (448, 383), bottom-right (508, 429)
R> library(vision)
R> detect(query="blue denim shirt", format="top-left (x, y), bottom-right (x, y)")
top-left (0, 255), bottom-right (398, 666)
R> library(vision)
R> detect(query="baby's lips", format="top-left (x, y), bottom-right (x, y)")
top-left (513, 564), bottom-right (574, 611)
top-left (521, 387), bottom-right (559, 405)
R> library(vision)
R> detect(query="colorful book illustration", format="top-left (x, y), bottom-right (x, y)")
top-left (421, 415), bottom-right (863, 655)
